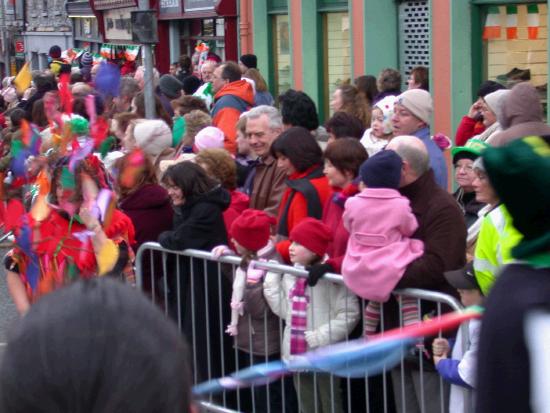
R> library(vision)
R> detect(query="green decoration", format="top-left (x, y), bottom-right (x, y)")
top-left (61, 166), bottom-right (76, 189)
top-left (172, 116), bottom-right (186, 147)
top-left (11, 139), bottom-right (24, 157)
top-left (99, 136), bottom-right (116, 159)
top-left (70, 117), bottom-right (90, 135)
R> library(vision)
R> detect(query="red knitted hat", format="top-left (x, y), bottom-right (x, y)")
top-left (289, 218), bottom-right (332, 257)
top-left (230, 209), bottom-right (275, 252)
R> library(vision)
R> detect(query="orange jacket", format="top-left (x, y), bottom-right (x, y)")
top-left (212, 80), bottom-right (254, 154)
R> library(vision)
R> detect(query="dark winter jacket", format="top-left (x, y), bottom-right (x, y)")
top-left (382, 170), bottom-right (466, 352)
top-left (159, 185), bottom-right (230, 250)
top-left (476, 263), bottom-right (550, 413)
top-left (453, 189), bottom-right (485, 229)
top-left (158, 185), bottom-right (234, 382)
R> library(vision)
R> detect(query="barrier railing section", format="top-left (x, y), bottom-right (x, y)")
top-left (135, 242), bottom-right (472, 413)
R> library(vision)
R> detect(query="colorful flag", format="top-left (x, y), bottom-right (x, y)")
top-left (483, 6), bottom-right (502, 40)
top-left (527, 4), bottom-right (540, 40)
top-left (506, 5), bottom-right (518, 39)
top-left (13, 62), bottom-right (31, 94)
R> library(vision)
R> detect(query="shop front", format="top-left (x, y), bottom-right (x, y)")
top-left (92, 0), bottom-right (170, 73)
top-left (66, 0), bottom-right (103, 54)
top-left (158, 0), bottom-right (237, 68)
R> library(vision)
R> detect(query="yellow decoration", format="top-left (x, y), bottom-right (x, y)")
top-left (30, 195), bottom-right (50, 222)
top-left (96, 239), bottom-right (119, 276)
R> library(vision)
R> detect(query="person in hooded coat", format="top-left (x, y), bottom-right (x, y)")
top-left (490, 82), bottom-right (550, 146)
top-left (158, 161), bottom-right (233, 384)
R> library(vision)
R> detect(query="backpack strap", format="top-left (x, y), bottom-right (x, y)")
top-left (277, 166), bottom-right (324, 237)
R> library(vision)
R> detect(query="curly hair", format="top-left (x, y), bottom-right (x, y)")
top-left (278, 89), bottom-right (319, 131)
top-left (335, 84), bottom-right (371, 127)
top-left (171, 95), bottom-right (209, 116)
top-left (194, 148), bottom-right (237, 190)
top-left (377, 68), bottom-right (402, 94)
top-left (180, 110), bottom-right (212, 147)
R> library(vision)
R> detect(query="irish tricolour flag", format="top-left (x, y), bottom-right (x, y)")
top-left (483, 6), bottom-right (501, 40)
top-left (527, 4), bottom-right (540, 40)
top-left (506, 5), bottom-right (518, 39)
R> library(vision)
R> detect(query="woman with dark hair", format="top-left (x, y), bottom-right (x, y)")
top-left (354, 75), bottom-right (378, 106)
top-left (278, 89), bottom-right (320, 132)
top-left (5, 157), bottom-right (136, 315)
top-left (116, 154), bottom-right (173, 293)
top-left (325, 111), bottom-right (365, 143)
top-left (407, 66), bottom-right (429, 91)
top-left (0, 277), bottom-right (193, 413)
top-left (375, 68), bottom-right (402, 103)
top-left (159, 161), bottom-right (233, 382)
top-left (132, 91), bottom-right (173, 128)
top-left (270, 126), bottom-right (331, 261)
top-left (30, 99), bottom-right (49, 130)
top-left (308, 138), bottom-right (368, 285)
top-left (330, 84), bottom-right (371, 127)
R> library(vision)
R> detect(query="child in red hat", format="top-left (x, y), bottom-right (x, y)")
top-left (212, 208), bottom-right (295, 412)
top-left (263, 217), bottom-right (360, 413)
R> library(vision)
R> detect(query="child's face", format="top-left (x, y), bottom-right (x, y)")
top-left (457, 288), bottom-right (483, 307)
top-left (371, 108), bottom-right (386, 138)
top-left (289, 241), bottom-right (317, 266)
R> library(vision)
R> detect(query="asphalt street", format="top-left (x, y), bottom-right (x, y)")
top-left (0, 247), bottom-right (20, 362)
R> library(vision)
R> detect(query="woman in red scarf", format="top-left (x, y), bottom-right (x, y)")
top-left (5, 156), bottom-right (135, 314)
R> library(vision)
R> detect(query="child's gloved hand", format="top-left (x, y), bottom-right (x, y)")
top-left (304, 331), bottom-right (321, 349)
top-left (211, 245), bottom-right (232, 258)
top-left (432, 337), bottom-right (450, 357)
top-left (307, 263), bottom-right (334, 286)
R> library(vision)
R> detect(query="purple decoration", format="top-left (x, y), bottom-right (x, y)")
top-left (94, 62), bottom-right (121, 98)
top-left (68, 139), bottom-right (95, 172)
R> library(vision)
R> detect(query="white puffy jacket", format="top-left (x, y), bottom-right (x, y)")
top-left (263, 269), bottom-right (360, 361)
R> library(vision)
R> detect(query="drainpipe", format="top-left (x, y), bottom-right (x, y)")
top-left (239, 0), bottom-right (250, 54)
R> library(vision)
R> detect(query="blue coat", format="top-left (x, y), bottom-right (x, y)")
top-left (414, 127), bottom-right (448, 189)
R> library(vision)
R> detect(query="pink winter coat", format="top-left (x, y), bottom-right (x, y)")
top-left (342, 188), bottom-right (424, 302)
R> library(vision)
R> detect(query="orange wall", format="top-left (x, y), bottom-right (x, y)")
top-left (431, 0), bottom-right (451, 137)
top-left (351, 0), bottom-right (365, 77)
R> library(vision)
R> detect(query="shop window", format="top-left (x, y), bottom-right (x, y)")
top-left (323, 12), bottom-right (351, 116)
top-left (180, 18), bottom-right (225, 61)
top-left (272, 14), bottom-right (291, 97)
top-left (398, 0), bottom-right (430, 87)
top-left (484, 4), bottom-right (547, 95)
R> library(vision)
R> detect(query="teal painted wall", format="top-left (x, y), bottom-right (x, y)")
top-left (301, 0), bottom-right (323, 118)
top-left (252, 2), bottom-right (270, 80)
top-left (451, 1), bottom-right (474, 138)
top-left (364, 0), bottom-right (399, 75)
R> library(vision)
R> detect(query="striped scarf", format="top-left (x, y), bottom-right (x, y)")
top-left (289, 277), bottom-right (309, 355)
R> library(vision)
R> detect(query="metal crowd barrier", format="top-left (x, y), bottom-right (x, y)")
top-left (136, 242), bottom-right (472, 413)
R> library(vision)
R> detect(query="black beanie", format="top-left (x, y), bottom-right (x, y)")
top-left (182, 75), bottom-right (201, 95)
top-left (240, 54), bottom-right (257, 70)
top-left (359, 150), bottom-right (403, 189)
top-left (159, 74), bottom-right (183, 99)
top-left (49, 45), bottom-right (62, 59)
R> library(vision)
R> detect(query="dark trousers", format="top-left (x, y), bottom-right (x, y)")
top-left (235, 351), bottom-right (298, 413)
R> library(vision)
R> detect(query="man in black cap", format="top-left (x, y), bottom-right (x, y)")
top-left (475, 136), bottom-right (550, 413)
top-left (239, 54), bottom-right (257, 74)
